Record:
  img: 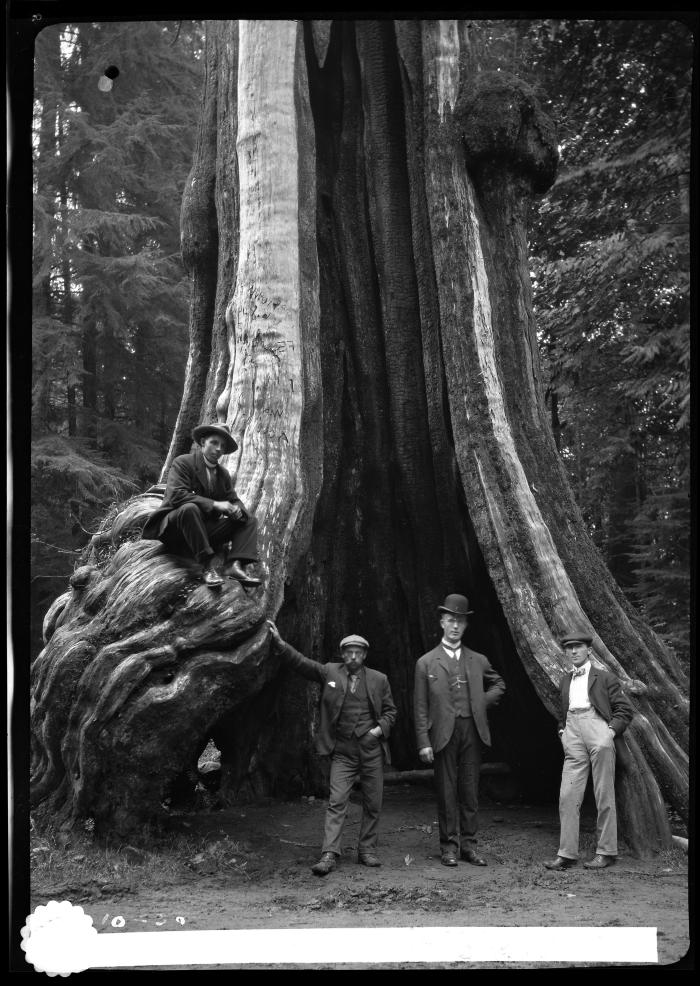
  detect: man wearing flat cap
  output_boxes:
[544,628,634,871]
[267,621,397,875]
[142,422,261,587]
[414,594,505,867]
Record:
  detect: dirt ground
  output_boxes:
[29,780,689,970]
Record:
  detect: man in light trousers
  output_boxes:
[545,628,635,870]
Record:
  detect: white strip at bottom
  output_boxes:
[89,926,657,968]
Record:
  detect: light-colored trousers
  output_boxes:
[558,708,617,859]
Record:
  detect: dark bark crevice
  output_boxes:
[205,20,240,423]
[162,26,221,476]
[263,23,557,795]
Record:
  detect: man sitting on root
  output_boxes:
[142,422,261,588]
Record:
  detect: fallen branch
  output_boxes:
[383,763,511,785]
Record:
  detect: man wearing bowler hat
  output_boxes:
[544,628,634,871]
[142,421,261,587]
[267,621,397,876]
[414,594,505,867]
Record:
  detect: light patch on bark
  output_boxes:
[311,20,332,67]
[213,348,231,420]
[459,172,626,675]
[629,713,689,795]
[222,20,313,584]
[474,455,562,678]
[434,20,459,123]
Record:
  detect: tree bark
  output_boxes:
[31,19,687,853]
[162,23,221,474]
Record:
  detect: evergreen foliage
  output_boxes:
[473,18,691,662]
[30,436,140,655]
[28,17,690,666]
[30,19,203,653]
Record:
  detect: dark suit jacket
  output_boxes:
[142,447,247,540]
[558,665,635,737]
[276,641,397,763]
[414,644,505,754]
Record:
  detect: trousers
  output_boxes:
[159,502,258,564]
[558,708,617,859]
[433,715,482,853]
[322,733,384,856]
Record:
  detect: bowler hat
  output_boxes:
[339,634,369,650]
[560,629,593,646]
[192,422,238,454]
[438,594,473,616]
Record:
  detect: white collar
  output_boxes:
[441,640,462,655]
[571,660,591,676]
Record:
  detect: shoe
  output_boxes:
[202,568,224,587]
[460,849,487,866]
[226,560,261,585]
[358,853,381,867]
[584,854,615,869]
[311,852,337,876]
[441,852,458,867]
[543,855,576,870]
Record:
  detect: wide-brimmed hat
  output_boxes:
[560,629,593,646]
[192,422,238,453]
[339,634,369,650]
[438,594,473,617]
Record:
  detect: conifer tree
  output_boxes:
[30,19,204,653]
[470,18,691,660]
[29,21,688,854]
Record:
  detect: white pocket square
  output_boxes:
[328,681,336,688]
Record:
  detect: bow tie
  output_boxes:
[572,666,586,677]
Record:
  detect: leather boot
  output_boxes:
[544,855,576,870]
[311,852,337,876]
[584,854,615,869]
[201,561,224,587]
[225,560,261,585]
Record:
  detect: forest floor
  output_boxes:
[29,781,689,970]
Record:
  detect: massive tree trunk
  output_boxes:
[31,20,688,856]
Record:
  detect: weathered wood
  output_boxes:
[417,23,685,847]
[30,20,323,835]
[204,20,240,423]
[163,25,220,474]
[225,17,322,601]
[310,20,332,67]
[30,20,688,850]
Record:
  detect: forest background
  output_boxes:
[28,17,692,668]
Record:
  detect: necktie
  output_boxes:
[446,648,460,660]
[205,466,216,492]
[349,674,358,694]
[572,666,586,677]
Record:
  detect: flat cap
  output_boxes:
[339,634,369,650]
[560,629,593,646]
